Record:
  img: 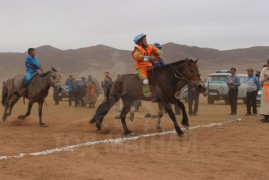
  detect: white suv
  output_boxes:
[205,72,248,104]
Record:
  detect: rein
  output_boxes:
[168,63,191,83]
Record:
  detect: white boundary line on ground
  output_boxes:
[0,120,234,160]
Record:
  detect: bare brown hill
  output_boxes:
[0,43,268,82]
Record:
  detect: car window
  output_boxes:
[239,77,247,84]
[208,75,229,82]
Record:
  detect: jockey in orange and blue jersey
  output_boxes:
[132,34,162,97]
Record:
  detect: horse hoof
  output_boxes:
[157,128,164,133]
[182,124,189,130]
[18,115,25,120]
[40,123,48,127]
[2,117,6,121]
[179,134,185,138]
[124,130,133,135]
[89,119,96,124]
[114,115,121,119]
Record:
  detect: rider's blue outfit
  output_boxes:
[23,55,41,87]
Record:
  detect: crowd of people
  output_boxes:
[54,72,114,108]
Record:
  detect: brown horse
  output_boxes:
[2,67,62,126]
[90,59,206,136]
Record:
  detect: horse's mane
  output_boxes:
[39,71,52,77]
[150,59,191,73]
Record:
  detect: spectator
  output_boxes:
[227,67,241,115]
[245,68,260,116]
[259,60,269,123]
[188,84,200,116]
[73,80,83,107]
[101,72,113,101]
[85,75,98,108]
[65,75,74,106]
[53,86,61,105]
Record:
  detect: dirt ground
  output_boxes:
[0,93,268,180]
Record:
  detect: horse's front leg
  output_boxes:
[172,98,189,130]
[162,102,184,136]
[38,101,47,127]
[18,100,33,120]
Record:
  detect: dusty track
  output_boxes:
[0,95,268,179]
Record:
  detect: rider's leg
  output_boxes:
[136,68,152,97]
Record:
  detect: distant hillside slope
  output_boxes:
[0,43,268,82]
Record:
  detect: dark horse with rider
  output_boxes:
[91,34,206,137]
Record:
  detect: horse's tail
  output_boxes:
[90,81,120,125]
[2,91,8,107]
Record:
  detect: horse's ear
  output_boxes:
[50,66,57,72]
[194,58,199,64]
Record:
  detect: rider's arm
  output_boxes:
[27,56,41,69]
[133,49,144,62]
[152,47,162,57]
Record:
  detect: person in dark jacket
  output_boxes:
[53,86,61,105]
[227,67,241,115]
[101,72,113,101]
[65,75,74,106]
[188,84,200,116]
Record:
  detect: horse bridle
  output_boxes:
[168,60,193,83]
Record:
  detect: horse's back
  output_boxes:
[6,74,24,94]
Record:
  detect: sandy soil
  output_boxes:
[0,94,268,180]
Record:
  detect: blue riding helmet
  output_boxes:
[134,34,146,44]
[153,43,162,48]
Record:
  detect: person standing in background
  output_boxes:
[85,75,97,108]
[101,72,113,101]
[80,77,87,107]
[227,67,241,115]
[65,75,74,106]
[259,60,269,123]
[188,84,200,116]
[245,68,260,116]
[53,86,61,105]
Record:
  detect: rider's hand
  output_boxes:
[39,65,44,73]
[149,55,155,61]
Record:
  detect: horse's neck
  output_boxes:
[29,73,51,97]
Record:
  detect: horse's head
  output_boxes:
[49,66,63,91]
[182,59,206,93]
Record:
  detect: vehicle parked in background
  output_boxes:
[205,71,248,104]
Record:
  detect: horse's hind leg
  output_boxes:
[120,104,133,135]
[93,96,119,132]
[7,94,21,116]
[156,102,164,131]
[18,100,33,120]
[2,93,12,121]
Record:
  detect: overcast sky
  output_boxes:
[0,0,268,52]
